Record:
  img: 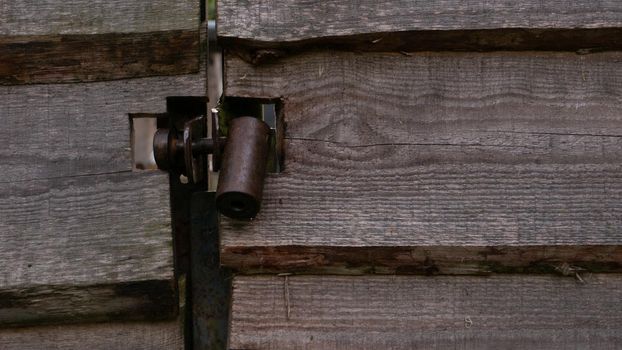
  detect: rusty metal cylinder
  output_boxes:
[216,116,270,219]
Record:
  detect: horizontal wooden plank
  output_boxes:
[1,0,197,35]
[0,320,182,349]
[221,51,622,274]
[222,165,622,274]
[0,73,203,181]
[219,0,622,47]
[0,172,176,326]
[233,274,622,349]
[0,30,199,85]
[230,275,622,349]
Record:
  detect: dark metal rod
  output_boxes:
[192,137,227,154]
[169,137,227,155]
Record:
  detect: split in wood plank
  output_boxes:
[220,51,622,274]
[230,274,622,349]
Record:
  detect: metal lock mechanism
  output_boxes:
[153,97,271,219]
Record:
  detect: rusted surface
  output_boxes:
[153,128,174,171]
[152,97,210,181]
[183,117,206,183]
[152,104,271,218]
[191,192,232,349]
[216,117,270,219]
[153,117,226,182]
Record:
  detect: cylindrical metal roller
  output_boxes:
[216,116,270,219]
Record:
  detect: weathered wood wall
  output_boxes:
[220,51,622,275]
[219,2,622,276]
[219,1,622,348]
[0,1,204,346]
[0,60,204,328]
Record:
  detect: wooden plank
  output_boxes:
[218,0,622,45]
[0,172,176,326]
[1,0,197,35]
[0,73,203,182]
[0,320,183,349]
[1,0,199,84]
[230,274,622,349]
[220,51,622,274]
[218,1,622,56]
[0,31,199,85]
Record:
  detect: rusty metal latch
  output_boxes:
[152,97,270,220]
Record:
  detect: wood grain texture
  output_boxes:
[219,0,622,42]
[0,73,203,181]
[0,70,204,324]
[0,31,199,85]
[0,320,183,349]
[1,0,199,84]
[0,172,176,326]
[230,275,622,350]
[221,51,622,274]
[1,0,197,35]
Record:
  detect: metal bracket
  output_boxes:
[151,97,270,219]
